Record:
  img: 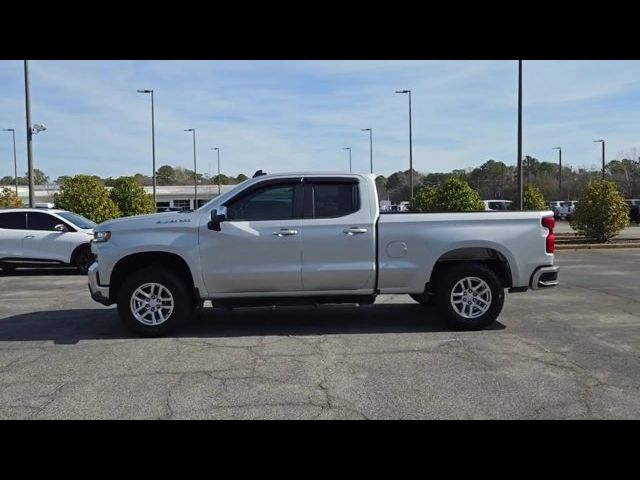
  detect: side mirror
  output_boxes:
[208,206,227,231]
[54,224,68,233]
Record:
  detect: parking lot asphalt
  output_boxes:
[1,249,639,419]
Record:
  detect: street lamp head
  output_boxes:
[361,128,371,132]
[552,147,561,150]
[211,147,219,151]
[137,89,152,94]
[343,147,351,150]
[593,139,604,143]
[184,128,194,132]
[3,128,14,132]
[395,90,410,94]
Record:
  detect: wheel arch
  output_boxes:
[70,243,92,264]
[427,247,513,293]
[109,251,196,303]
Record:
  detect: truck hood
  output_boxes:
[96,211,198,232]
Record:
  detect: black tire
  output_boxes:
[435,262,504,331]
[117,266,195,337]
[410,292,436,306]
[0,264,16,274]
[73,246,95,274]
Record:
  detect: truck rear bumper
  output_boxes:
[88,261,113,306]
[529,265,559,290]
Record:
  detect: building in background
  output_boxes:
[11,184,239,211]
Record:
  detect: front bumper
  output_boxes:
[529,265,560,290]
[88,261,113,306]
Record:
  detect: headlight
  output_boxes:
[94,231,111,243]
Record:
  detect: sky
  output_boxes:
[0,60,639,181]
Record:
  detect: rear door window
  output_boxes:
[0,212,27,230]
[311,183,360,218]
[27,212,65,231]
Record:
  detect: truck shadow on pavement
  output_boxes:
[0,268,82,277]
[0,304,505,345]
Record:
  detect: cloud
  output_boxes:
[0,60,639,182]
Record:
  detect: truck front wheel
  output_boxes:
[117,266,195,337]
[435,262,504,331]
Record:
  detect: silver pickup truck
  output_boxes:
[88,172,559,336]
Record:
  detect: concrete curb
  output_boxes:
[556,243,640,250]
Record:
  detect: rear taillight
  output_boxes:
[542,216,555,253]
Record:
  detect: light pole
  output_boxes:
[24,60,35,207]
[343,147,352,173]
[395,89,413,199]
[2,128,18,195]
[594,140,605,180]
[361,128,372,174]
[553,147,562,197]
[137,89,156,207]
[517,61,523,211]
[185,129,197,207]
[211,147,221,195]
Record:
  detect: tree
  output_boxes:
[409,185,437,212]
[523,185,547,210]
[54,175,120,224]
[433,177,484,212]
[132,173,153,186]
[212,174,230,185]
[570,180,629,242]
[109,176,155,217]
[55,176,71,185]
[28,169,49,185]
[156,165,175,185]
[236,174,249,182]
[0,187,22,208]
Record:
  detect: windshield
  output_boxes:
[57,211,96,229]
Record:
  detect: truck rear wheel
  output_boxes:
[117,266,194,337]
[435,262,504,331]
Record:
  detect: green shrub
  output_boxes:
[109,176,155,217]
[54,175,120,224]
[570,180,629,242]
[409,178,484,213]
[0,187,22,208]
[523,185,547,210]
[409,186,437,212]
[434,177,484,212]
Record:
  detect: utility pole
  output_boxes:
[517,60,523,210]
[24,60,35,207]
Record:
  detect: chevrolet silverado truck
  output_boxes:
[88,172,559,337]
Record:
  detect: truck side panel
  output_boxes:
[376,211,554,293]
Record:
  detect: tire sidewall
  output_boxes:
[436,263,504,330]
[117,267,194,337]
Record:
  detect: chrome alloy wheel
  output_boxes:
[130,282,175,326]
[450,276,492,319]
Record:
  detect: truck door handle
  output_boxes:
[273,229,298,237]
[24,235,36,239]
[343,227,367,235]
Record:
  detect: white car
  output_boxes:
[558,201,578,220]
[482,200,513,211]
[0,208,96,274]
